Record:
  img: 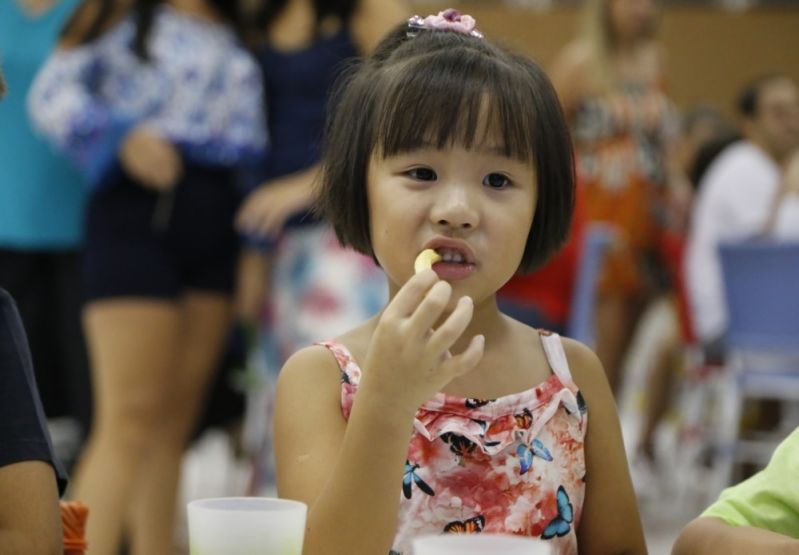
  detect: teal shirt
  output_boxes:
[702,426,799,538]
[0,0,86,250]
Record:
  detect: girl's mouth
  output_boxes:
[430,247,476,280]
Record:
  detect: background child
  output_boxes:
[274,10,645,555]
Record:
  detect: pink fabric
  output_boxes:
[318,330,587,554]
[407,9,483,38]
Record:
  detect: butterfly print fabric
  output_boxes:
[319,330,587,554]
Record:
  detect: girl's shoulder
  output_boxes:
[279,343,342,384]
[279,321,375,388]
[275,344,344,423]
[559,337,608,396]
[558,338,618,437]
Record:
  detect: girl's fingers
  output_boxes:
[441,333,485,379]
[405,280,454,336]
[425,295,473,355]
[383,269,440,320]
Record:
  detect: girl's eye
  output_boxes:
[483,173,511,189]
[407,167,437,181]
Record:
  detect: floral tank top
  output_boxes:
[318,330,588,554]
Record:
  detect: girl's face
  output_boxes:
[367,139,537,308]
[608,0,656,43]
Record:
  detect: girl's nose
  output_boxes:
[430,186,480,231]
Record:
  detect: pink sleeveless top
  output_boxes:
[320,331,587,555]
[319,330,588,555]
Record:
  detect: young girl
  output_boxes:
[28,1,266,553]
[274,10,646,555]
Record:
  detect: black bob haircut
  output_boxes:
[316,22,575,273]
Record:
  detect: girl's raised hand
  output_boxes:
[360,269,485,414]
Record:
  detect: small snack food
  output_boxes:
[414,249,442,274]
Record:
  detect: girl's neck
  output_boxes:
[168,0,221,22]
[436,295,509,355]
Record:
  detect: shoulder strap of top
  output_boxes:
[316,340,361,383]
[539,331,577,391]
[316,340,361,419]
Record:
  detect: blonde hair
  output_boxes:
[579,0,658,92]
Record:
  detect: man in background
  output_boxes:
[685,74,799,363]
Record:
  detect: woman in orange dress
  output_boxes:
[551,0,683,391]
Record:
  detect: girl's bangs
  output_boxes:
[373,51,538,162]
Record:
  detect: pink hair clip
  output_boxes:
[407,9,483,39]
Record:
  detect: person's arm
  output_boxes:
[274,270,484,555]
[684,163,729,344]
[274,346,416,555]
[655,48,693,234]
[235,165,320,238]
[566,339,647,555]
[0,462,62,555]
[26,40,134,187]
[183,49,267,167]
[673,516,799,555]
[0,289,67,554]
[763,149,799,238]
[674,426,799,555]
[548,41,591,119]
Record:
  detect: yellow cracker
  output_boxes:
[414,249,442,274]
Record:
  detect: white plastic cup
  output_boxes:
[187,497,307,555]
[412,533,553,555]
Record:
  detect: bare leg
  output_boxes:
[235,248,271,326]
[71,300,181,555]
[595,294,644,393]
[128,292,233,555]
[638,305,681,460]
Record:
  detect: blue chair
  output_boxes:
[566,224,616,348]
[716,241,799,483]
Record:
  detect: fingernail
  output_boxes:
[460,296,473,306]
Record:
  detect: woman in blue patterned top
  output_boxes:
[28,1,266,553]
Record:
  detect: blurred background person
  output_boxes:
[618,104,739,497]
[0,0,90,471]
[27,0,267,553]
[0,73,68,555]
[550,0,683,392]
[233,0,406,491]
[685,74,799,366]
[0,287,67,555]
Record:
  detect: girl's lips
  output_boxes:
[432,261,476,281]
